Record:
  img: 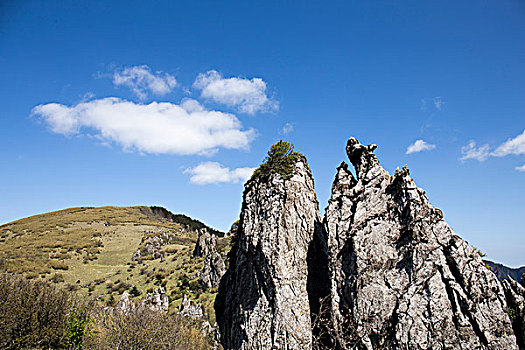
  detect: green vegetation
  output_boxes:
[0,273,212,350]
[0,206,231,322]
[252,140,306,180]
[0,273,89,349]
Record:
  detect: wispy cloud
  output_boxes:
[280,122,294,134]
[492,130,525,157]
[31,98,255,156]
[184,162,255,184]
[193,70,278,115]
[420,96,445,112]
[460,141,490,161]
[113,65,177,99]
[460,130,525,170]
[406,140,436,154]
[515,164,525,172]
[433,96,444,110]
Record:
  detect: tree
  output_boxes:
[252,140,305,180]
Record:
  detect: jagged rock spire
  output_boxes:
[215,154,326,350]
[325,137,518,349]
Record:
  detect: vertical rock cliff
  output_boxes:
[325,137,517,349]
[215,143,326,350]
[502,279,525,349]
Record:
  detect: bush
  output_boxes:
[252,140,305,180]
[50,259,69,270]
[0,273,89,350]
[0,273,212,350]
[85,308,212,350]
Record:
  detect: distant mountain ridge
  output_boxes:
[484,259,525,283]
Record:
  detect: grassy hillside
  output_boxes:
[0,206,231,321]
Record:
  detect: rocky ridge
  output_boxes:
[325,138,517,349]
[215,138,523,350]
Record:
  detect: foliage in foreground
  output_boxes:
[0,273,89,350]
[251,140,306,180]
[86,308,211,350]
[0,273,213,350]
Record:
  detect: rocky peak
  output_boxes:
[215,145,326,350]
[325,137,517,349]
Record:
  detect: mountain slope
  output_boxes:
[0,206,230,320]
[485,260,525,284]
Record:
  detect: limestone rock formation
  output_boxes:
[193,229,215,257]
[115,291,136,314]
[502,278,525,348]
[140,287,169,313]
[179,294,204,318]
[193,228,227,289]
[325,137,517,349]
[215,154,326,350]
[200,248,227,289]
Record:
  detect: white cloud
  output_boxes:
[113,65,177,99]
[460,141,490,161]
[184,162,255,184]
[193,70,278,115]
[516,164,525,172]
[492,130,525,157]
[281,122,294,134]
[460,130,525,163]
[31,98,255,156]
[433,96,444,110]
[406,140,436,154]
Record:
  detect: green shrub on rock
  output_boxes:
[252,140,306,181]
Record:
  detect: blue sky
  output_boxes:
[1,0,524,266]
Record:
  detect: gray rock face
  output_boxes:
[193,229,215,257]
[325,137,517,349]
[194,228,227,289]
[216,159,325,350]
[179,294,204,318]
[140,287,169,313]
[502,279,525,349]
[200,248,227,289]
[115,291,136,314]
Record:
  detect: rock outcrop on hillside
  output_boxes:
[193,229,226,289]
[193,229,215,257]
[325,137,517,349]
[179,294,205,318]
[140,287,169,313]
[215,154,326,350]
[200,248,226,289]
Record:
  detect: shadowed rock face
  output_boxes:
[325,137,517,349]
[502,279,525,349]
[215,159,326,350]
